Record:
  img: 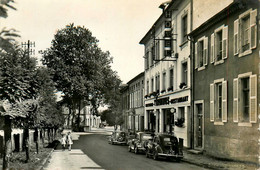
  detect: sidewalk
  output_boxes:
[43,149,104,170]
[182,149,258,170]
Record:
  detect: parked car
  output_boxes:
[145,134,183,161]
[128,132,154,154]
[126,131,136,145]
[107,131,127,145]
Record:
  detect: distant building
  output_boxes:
[62,100,101,130]
[120,72,145,132]
[189,0,259,164]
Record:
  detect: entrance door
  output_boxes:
[195,103,203,148]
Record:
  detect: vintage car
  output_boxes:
[107,131,127,145]
[145,134,183,161]
[128,132,154,154]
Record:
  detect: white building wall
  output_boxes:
[143,0,192,147]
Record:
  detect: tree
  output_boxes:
[42,23,121,130]
[0,47,38,169]
[0,0,19,54]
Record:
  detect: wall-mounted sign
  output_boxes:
[146,103,154,107]
[170,96,188,104]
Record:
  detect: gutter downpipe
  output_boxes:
[190,0,194,149]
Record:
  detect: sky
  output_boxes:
[1,0,165,84]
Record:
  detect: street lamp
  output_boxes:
[88,94,93,132]
[170,107,176,134]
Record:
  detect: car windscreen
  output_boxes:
[116,132,125,137]
[142,135,153,140]
[162,136,177,146]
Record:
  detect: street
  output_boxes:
[66,130,207,170]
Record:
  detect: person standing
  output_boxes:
[60,134,67,151]
[67,131,73,151]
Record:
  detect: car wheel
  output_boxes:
[134,147,138,154]
[153,151,158,160]
[176,158,181,163]
[128,146,131,152]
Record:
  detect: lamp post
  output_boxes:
[88,94,93,132]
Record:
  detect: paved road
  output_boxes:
[72,132,207,170]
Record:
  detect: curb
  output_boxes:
[182,158,224,169]
[36,148,54,170]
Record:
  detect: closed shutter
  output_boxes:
[249,74,257,123]
[222,81,227,122]
[210,33,215,63]
[234,19,239,55]
[222,26,228,59]
[233,78,238,122]
[250,9,257,49]
[210,83,214,122]
[195,42,198,69]
[204,37,208,66]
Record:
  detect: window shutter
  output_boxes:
[210,83,214,122]
[222,81,227,122]
[195,42,198,69]
[250,9,257,49]
[203,37,208,66]
[222,26,228,59]
[210,33,215,63]
[234,19,239,55]
[249,74,257,123]
[233,78,238,122]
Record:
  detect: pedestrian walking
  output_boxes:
[60,134,67,151]
[67,131,73,151]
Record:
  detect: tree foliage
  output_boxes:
[42,23,122,128]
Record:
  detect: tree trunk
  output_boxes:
[3,116,12,170]
[23,128,30,163]
[77,100,81,131]
[47,128,50,144]
[68,107,71,128]
[34,127,39,154]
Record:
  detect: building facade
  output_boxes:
[63,101,101,130]
[127,72,145,132]
[190,0,259,164]
[140,0,192,147]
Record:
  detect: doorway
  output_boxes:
[195,102,204,149]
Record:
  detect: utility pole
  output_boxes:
[21,40,35,56]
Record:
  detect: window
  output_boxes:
[168,68,174,91]
[145,51,149,69]
[210,25,228,64]
[216,83,222,121]
[151,78,154,93]
[195,36,208,70]
[155,75,160,93]
[146,80,149,95]
[182,62,187,86]
[233,73,257,124]
[162,72,166,92]
[210,79,227,123]
[234,9,257,57]
[155,41,160,62]
[182,14,188,42]
[151,46,155,65]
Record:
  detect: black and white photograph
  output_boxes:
[0,0,259,169]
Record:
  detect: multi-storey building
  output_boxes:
[127,72,145,132]
[140,0,192,147]
[120,72,145,132]
[62,101,101,131]
[189,0,259,164]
